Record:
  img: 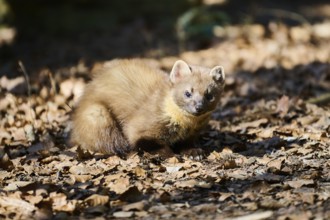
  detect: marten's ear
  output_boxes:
[170,60,192,83]
[210,66,225,84]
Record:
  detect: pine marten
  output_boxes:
[70,59,225,157]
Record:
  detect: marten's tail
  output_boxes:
[70,101,131,157]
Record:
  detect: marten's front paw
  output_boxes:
[181,147,205,160]
[137,140,175,159]
[158,147,176,158]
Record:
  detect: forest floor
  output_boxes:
[1,10,330,220]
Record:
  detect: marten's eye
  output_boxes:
[205,93,214,102]
[184,90,192,98]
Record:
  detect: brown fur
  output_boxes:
[70,59,225,156]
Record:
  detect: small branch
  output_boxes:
[18,61,31,98]
[18,61,36,140]
[256,8,311,26]
[48,70,57,96]
[307,93,330,105]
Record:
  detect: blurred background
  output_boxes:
[0,0,329,80]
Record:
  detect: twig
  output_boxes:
[256,8,311,26]
[65,102,73,111]
[18,61,36,138]
[18,61,31,98]
[48,70,57,96]
[307,93,330,105]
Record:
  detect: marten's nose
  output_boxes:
[195,102,204,112]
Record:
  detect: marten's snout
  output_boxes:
[195,101,204,113]
[190,96,205,115]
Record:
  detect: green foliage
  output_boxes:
[0,0,10,25]
[176,6,230,50]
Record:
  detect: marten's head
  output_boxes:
[169,60,225,116]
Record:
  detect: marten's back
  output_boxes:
[78,59,170,121]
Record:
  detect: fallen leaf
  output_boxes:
[50,192,76,212]
[267,157,284,170]
[166,166,182,173]
[227,170,248,180]
[69,164,94,175]
[299,193,315,205]
[0,170,10,181]
[276,95,290,117]
[192,203,218,213]
[257,173,283,183]
[113,211,134,218]
[313,22,330,39]
[230,211,273,220]
[279,211,312,220]
[174,179,199,188]
[4,181,34,191]
[108,177,130,194]
[71,174,93,183]
[85,205,108,215]
[122,200,149,211]
[259,197,289,209]
[232,118,268,132]
[23,194,43,205]
[0,76,26,93]
[207,151,221,160]
[158,191,172,203]
[84,194,109,207]
[219,193,233,202]
[118,186,144,203]
[135,211,149,217]
[286,179,314,189]
[166,157,180,164]
[0,196,36,216]
[134,166,147,177]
